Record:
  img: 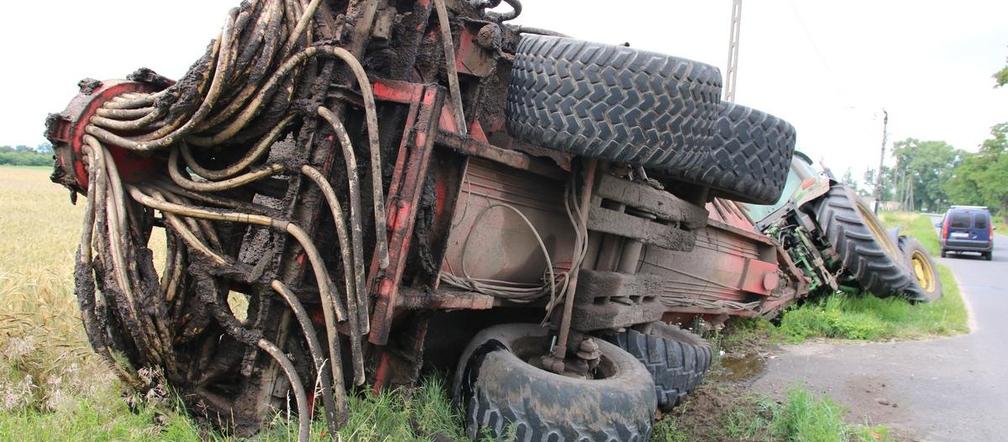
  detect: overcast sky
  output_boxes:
[2,0,1005,180]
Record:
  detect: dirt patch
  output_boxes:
[657,381,772,442]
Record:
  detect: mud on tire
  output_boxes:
[664,102,797,204]
[507,34,722,170]
[610,322,712,411]
[452,324,656,441]
[812,185,913,297]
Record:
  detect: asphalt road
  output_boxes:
[751,220,1008,441]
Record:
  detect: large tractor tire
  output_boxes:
[507,34,722,171]
[453,324,656,441]
[898,237,943,302]
[667,102,797,204]
[610,322,712,411]
[812,185,914,297]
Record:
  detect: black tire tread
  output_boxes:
[613,323,712,411]
[507,34,722,169]
[814,185,913,297]
[672,102,797,204]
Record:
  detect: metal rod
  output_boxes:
[433,0,468,137]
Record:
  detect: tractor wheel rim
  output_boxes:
[854,201,903,263]
[910,250,936,292]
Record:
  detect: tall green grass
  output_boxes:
[777,265,967,342]
[879,211,940,255]
[0,377,466,441]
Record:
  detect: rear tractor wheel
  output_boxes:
[812,184,914,298]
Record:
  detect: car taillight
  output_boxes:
[989,223,993,242]
[942,219,949,239]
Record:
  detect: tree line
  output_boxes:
[0,142,53,167]
[867,124,1007,215]
[852,54,1008,215]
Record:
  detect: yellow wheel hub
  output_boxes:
[910,250,936,292]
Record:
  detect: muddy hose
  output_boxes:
[126,185,348,322]
[179,114,297,180]
[271,280,347,433]
[301,165,366,385]
[258,339,310,442]
[168,145,285,192]
[74,145,144,390]
[316,107,370,335]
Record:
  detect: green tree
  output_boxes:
[945,123,1008,214]
[995,52,1008,87]
[0,143,52,166]
[890,138,960,211]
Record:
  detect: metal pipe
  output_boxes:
[617,239,643,274]
[433,0,468,137]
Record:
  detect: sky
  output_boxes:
[1,0,1005,182]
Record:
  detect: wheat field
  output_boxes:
[0,166,110,412]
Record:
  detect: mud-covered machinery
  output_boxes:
[45,0,802,439]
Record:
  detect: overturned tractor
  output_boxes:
[46,0,802,439]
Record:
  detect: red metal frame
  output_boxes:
[47,80,163,191]
[367,79,445,345]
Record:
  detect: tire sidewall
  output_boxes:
[453,324,656,441]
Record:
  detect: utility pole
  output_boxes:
[873,109,889,213]
[724,0,742,101]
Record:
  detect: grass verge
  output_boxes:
[775,264,967,342]
[879,211,940,255]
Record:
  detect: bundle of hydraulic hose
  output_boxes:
[55,0,415,438]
